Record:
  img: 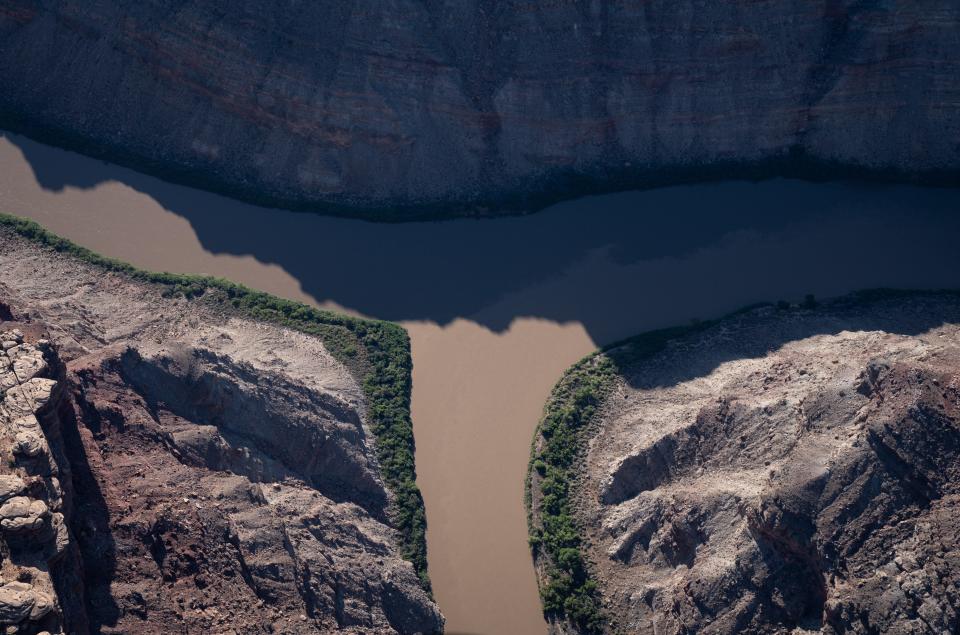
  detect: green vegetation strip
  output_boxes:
[0,213,431,590]
[527,353,615,632]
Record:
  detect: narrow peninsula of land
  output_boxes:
[0,215,442,634]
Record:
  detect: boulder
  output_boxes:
[14,430,47,458]
[0,581,36,623]
[0,475,26,502]
[0,496,49,533]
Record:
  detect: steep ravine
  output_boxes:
[0,226,442,633]
[528,292,960,634]
[1,1,958,218]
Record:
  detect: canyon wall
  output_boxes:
[0,1,957,218]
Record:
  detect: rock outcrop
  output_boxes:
[0,229,442,633]
[0,1,957,218]
[539,293,960,634]
[0,327,84,634]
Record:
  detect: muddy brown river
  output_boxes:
[2,131,959,635]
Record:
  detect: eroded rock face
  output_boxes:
[0,232,442,633]
[65,344,438,634]
[578,295,960,634]
[0,1,957,217]
[0,327,81,634]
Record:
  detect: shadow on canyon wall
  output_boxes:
[8,131,960,344]
[610,290,960,391]
[59,389,121,631]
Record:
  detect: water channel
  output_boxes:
[2,131,959,634]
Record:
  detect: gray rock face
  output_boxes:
[0,474,26,501]
[571,295,960,634]
[0,1,957,218]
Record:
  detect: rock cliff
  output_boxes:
[0,1,957,218]
[0,227,443,633]
[529,292,960,634]
[0,326,86,634]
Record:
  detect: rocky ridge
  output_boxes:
[0,228,442,633]
[531,293,960,634]
[0,1,958,218]
[0,326,82,634]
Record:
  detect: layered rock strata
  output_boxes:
[0,1,958,218]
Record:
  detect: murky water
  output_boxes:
[2,131,959,635]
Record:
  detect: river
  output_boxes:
[2,131,959,635]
